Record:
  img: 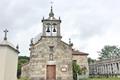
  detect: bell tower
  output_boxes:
[41,7,62,38]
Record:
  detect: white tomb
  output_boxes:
[0,29,19,80]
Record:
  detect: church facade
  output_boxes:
[22,7,89,80]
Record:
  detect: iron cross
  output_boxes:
[4,29,8,40]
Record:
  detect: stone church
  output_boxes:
[21,7,89,80]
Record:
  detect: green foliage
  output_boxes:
[99,45,120,59]
[17,56,30,78]
[18,77,29,80]
[72,61,81,80]
[81,67,87,75]
[88,57,95,64]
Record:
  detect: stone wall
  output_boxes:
[22,37,73,80]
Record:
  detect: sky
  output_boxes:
[0,0,120,59]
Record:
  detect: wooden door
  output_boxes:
[47,65,56,80]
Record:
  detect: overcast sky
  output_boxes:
[0,0,120,59]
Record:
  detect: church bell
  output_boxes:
[46,27,50,32]
[53,28,56,32]
[53,26,56,32]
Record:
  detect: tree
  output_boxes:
[88,57,95,64]
[98,45,120,59]
[17,56,30,78]
[72,61,81,80]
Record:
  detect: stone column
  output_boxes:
[114,63,117,75]
[98,66,100,75]
[57,24,61,36]
[113,63,116,74]
[96,65,99,75]
[112,63,114,74]
[111,63,113,75]
[100,65,102,75]
[42,23,46,36]
[109,64,112,74]
[98,65,100,75]
[102,64,105,74]
[105,64,107,74]
[118,62,120,74]
[101,65,103,75]
[103,65,105,74]
[109,64,111,74]
[106,64,108,75]
[108,64,110,74]
[106,64,108,74]
[103,65,105,75]
[116,62,119,74]
[110,64,112,74]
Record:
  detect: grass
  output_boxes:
[18,77,29,80]
[89,77,120,80]
[18,77,120,80]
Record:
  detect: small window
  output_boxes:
[49,53,53,60]
[49,46,54,52]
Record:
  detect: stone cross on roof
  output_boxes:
[4,29,8,40]
[49,0,54,17]
[50,0,54,7]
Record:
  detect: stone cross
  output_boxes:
[4,29,8,40]
[50,0,54,7]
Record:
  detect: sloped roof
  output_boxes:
[0,40,19,53]
[72,50,89,55]
[60,40,88,56]
[0,40,15,48]
[61,40,89,56]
